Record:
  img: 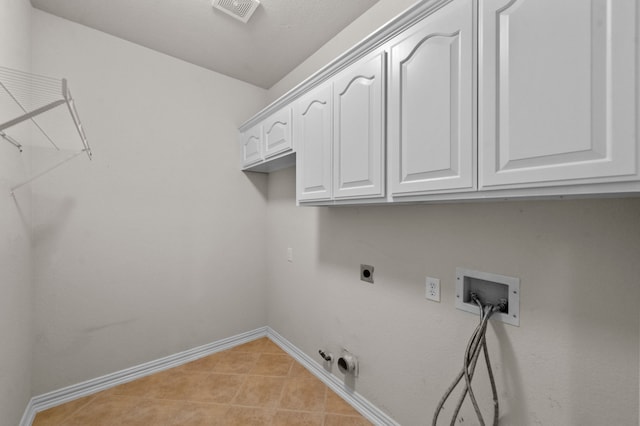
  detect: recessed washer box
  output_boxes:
[455,268,520,326]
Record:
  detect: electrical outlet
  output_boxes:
[287,248,293,263]
[425,277,440,302]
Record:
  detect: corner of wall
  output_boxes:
[0,0,35,424]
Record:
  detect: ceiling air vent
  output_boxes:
[212,0,261,23]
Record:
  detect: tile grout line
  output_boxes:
[321,380,329,426]
[52,394,99,425]
[272,349,294,425]
[230,339,270,421]
[226,370,249,409]
[260,339,283,425]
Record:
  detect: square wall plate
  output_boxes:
[455,267,520,326]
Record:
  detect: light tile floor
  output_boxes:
[32,337,372,425]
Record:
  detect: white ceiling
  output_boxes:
[30,0,380,89]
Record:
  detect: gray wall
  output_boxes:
[0,0,33,424]
[265,1,640,424]
[29,10,269,394]
[266,168,640,426]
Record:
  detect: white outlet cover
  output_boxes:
[425,277,440,302]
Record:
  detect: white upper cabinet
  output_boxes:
[240,106,294,172]
[388,0,475,197]
[479,0,639,190]
[240,0,639,202]
[333,52,386,200]
[263,107,293,159]
[295,83,333,202]
[240,124,262,167]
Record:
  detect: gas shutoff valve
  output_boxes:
[318,349,333,362]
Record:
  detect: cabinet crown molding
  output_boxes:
[238,0,453,132]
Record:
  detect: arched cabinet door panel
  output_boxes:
[295,84,333,202]
[479,0,639,189]
[263,107,293,159]
[240,125,262,167]
[388,0,475,197]
[333,51,386,200]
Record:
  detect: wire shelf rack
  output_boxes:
[0,65,92,193]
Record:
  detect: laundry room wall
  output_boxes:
[29,9,269,395]
[0,0,33,424]
[264,1,640,425]
[266,171,640,426]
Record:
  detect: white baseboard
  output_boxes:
[19,327,268,426]
[20,326,398,426]
[19,399,35,426]
[266,327,399,426]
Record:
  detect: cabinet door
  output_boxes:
[480,0,638,189]
[388,0,475,196]
[333,52,386,199]
[240,125,262,167]
[263,107,293,159]
[295,84,333,202]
